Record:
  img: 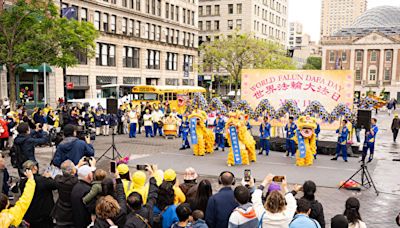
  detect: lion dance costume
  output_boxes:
[188,109,215,156]
[293,116,317,166]
[226,112,256,166]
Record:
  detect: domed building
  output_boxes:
[322,6,400,101]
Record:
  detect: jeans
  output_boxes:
[393,129,399,142]
[355,128,361,143]
[286,139,296,156]
[182,131,190,148]
[335,143,348,161]
[362,142,375,161]
[215,133,224,148]
[129,123,137,138]
[260,138,270,154]
[153,123,163,136]
[145,126,153,137]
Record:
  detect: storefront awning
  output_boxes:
[18,64,52,73]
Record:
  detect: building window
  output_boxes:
[228,4,233,14]
[214,5,220,15]
[135,20,141,37]
[123,77,141,85]
[183,9,186,23]
[128,19,134,35]
[384,68,391,81]
[103,13,109,32]
[329,51,335,62]
[136,0,141,11]
[151,24,156,40]
[166,78,179,85]
[96,43,116,66]
[236,19,242,29]
[166,3,170,18]
[237,4,242,14]
[214,20,219,30]
[156,26,161,41]
[122,0,127,7]
[67,75,89,86]
[206,5,211,15]
[146,0,150,13]
[355,69,361,81]
[166,52,178,71]
[123,46,140,68]
[183,55,194,72]
[386,50,392,62]
[146,50,160,69]
[228,20,233,30]
[94,11,100,30]
[157,0,161,16]
[151,0,156,15]
[199,21,203,31]
[175,6,179,22]
[171,5,174,20]
[110,15,116,33]
[191,11,195,25]
[75,50,87,65]
[122,18,127,34]
[176,30,179,44]
[370,50,377,62]
[341,51,347,62]
[206,21,211,31]
[356,50,362,62]
[81,8,87,21]
[369,69,376,81]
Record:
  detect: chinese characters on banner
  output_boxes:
[229,126,242,165]
[189,118,198,145]
[241,70,355,129]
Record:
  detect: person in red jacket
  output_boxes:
[0,116,9,151]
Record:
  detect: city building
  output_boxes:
[198,0,288,96]
[320,0,367,38]
[321,6,400,101]
[288,22,321,69]
[0,0,199,107]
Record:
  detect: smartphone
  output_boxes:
[273,176,285,182]
[110,161,116,173]
[137,164,147,171]
[244,169,251,182]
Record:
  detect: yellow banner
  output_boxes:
[241,70,355,129]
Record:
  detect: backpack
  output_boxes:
[10,144,27,168]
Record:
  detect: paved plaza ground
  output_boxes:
[5,109,400,227]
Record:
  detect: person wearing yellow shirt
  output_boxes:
[0,169,36,227]
[117,164,133,197]
[130,171,149,204]
[164,169,186,205]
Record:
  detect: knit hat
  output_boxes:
[183,167,198,181]
[117,164,129,175]
[267,182,281,193]
[164,169,177,182]
[132,171,146,187]
[331,214,349,228]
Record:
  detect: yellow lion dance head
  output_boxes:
[297,116,317,138]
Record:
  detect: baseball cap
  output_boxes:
[117,164,129,175]
[164,169,177,182]
[183,167,198,181]
[78,165,95,178]
[267,182,281,193]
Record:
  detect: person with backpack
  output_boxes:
[12,123,48,177]
[295,181,326,228]
[289,198,321,228]
[228,186,259,227]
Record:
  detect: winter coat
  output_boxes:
[19,174,57,225]
[124,177,159,228]
[14,131,49,162]
[0,118,9,139]
[300,197,325,228]
[392,118,400,130]
[349,220,367,228]
[289,214,321,228]
[205,187,239,228]
[252,189,297,228]
[192,219,209,228]
[71,180,92,228]
[52,136,95,167]
[228,203,259,228]
[0,178,36,227]
[33,112,44,124]
[53,173,78,226]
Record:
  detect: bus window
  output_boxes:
[159,94,164,102]
[172,93,177,100]
[132,93,158,100]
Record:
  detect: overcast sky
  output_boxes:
[288,0,400,41]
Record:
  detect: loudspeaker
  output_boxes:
[106,98,118,115]
[357,110,371,129]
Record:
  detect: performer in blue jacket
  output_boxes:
[314,123,320,159]
[362,118,378,163]
[285,117,297,157]
[214,113,226,151]
[259,116,271,156]
[332,120,349,162]
[179,112,191,150]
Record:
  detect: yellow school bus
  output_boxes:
[131,85,206,113]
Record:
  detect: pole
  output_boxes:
[63,67,67,103]
[43,63,47,105]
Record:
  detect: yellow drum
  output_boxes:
[163,124,177,138]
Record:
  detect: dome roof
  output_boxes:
[351,6,400,28]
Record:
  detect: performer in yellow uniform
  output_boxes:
[188,109,215,156]
[293,116,317,166]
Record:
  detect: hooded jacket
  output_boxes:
[52,137,95,167]
[228,203,259,228]
[53,173,79,226]
[0,178,36,227]
[129,171,149,203]
[14,131,48,162]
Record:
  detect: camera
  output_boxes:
[76,126,96,141]
[136,164,148,171]
[48,128,63,146]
